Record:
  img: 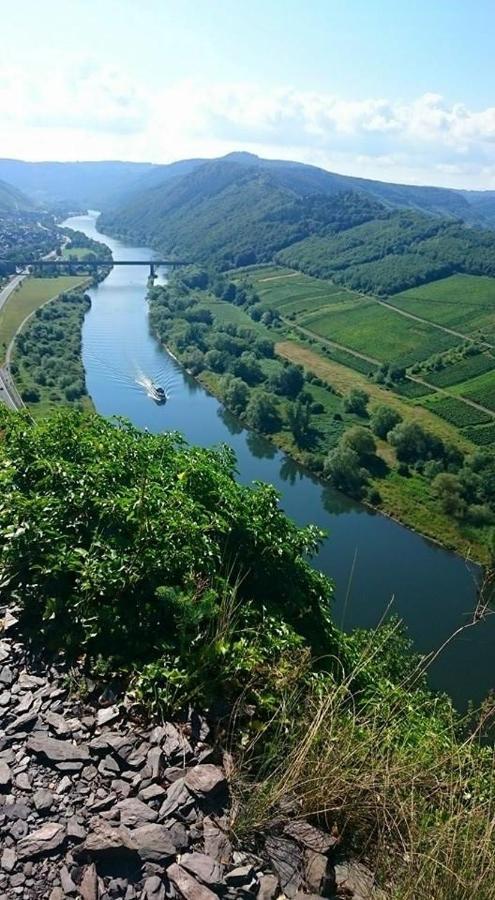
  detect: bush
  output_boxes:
[343,388,369,416]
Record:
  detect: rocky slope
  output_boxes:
[0,604,382,900]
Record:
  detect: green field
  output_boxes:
[300,299,461,366]
[464,423,495,445]
[389,274,495,339]
[450,368,495,412]
[421,394,492,428]
[426,351,495,387]
[61,246,94,260]
[0,276,88,361]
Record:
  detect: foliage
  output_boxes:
[370,405,402,439]
[0,409,338,694]
[343,387,369,416]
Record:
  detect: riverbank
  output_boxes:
[148,276,492,564]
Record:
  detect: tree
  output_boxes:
[230,353,263,385]
[370,405,402,439]
[343,388,369,416]
[432,473,467,519]
[274,364,304,399]
[342,426,377,462]
[246,392,281,433]
[287,400,312,446]
[204,349,228,373]
[388,422,443,463]
[223,376,250,416]
[324,445,367,497]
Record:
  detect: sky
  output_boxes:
[2,0,495,189]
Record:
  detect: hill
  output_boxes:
[0,177,35,212]
[100,154,495,292]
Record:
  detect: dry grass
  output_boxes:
[232,617,495,899]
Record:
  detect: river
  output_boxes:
[62,212,493,710]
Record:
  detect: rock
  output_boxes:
[5,709,39,734]
[57,776,72,794]
[33,788,54,814]
[146,746,162,780]
[143,875,165,900]
[4,802,30,821]
[0,761,12,792]
[167,863,218,900]
[77,820,135,861]
[334,861,376,900]
[60,864,77,894]
[258,873,280,900]
[3,610,18,633]
[49,889,64,900]
[67,817,87,842]
[98,754,120,777]
[0,665,13,685]
[96,706,120,727]
[158,778,192,819]
[15,772,31,791]
[16,822,66,860]
[180,852,224,888]
[139,784,166,803]
[44,710,81,737]
[0,847,16,873]
[225,865,257,891]
[79,863,99,900]
[202,816,232,866]
[304,850,335,897]
[130,824,178,863]
[14,690,34,715]
[184,765,226,798]
[0,639,10,662]
[265,836,302,899]
[26,733,90,767]
[285,820,339,856]
[117,797,159,828]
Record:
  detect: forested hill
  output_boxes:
[99,154,495,295]
[0,178,35,212]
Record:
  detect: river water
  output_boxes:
[63,212,494,710]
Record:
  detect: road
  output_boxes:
[0,273,25,315]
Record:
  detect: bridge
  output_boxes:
[21,257,191,278]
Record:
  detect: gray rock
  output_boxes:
[184,765,226,798]
[225,865,257,891]
[77,820,136,860]
[180,852,224,888]
[44,710,81,737]
[67,817,87,842]
[130,824,178,863]
[4,802,30,821]
[16,821,66,860]
[0,640,10,663]
[143,875,165,900]
[60,864,77,895]
[139,784,166,803]
[167,863,218,900]
[304,849,335,897]
[0,762,12,792]
[57,776,72,794]
[96,705,120,727]
[146,746,162,780]
[0,847,16,873]
[15,772,31,791]
[334,861,376,900]
[111,778,132,799]
[2,610,17,633]
[158,777,192,819]
[258,873,280,900]
[33,789,54,814]
[265,836,302,899]
[285,820,339,855]
[48,889,64,900]
[5,710,39,734]
[14,691,34,715]
[98,754,120,777]
[0,666,13,685]
[117,797,158,828]
[79,863,99,900]
[203,816,232,865]
[27,733,90,766]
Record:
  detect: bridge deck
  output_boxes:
[27,259,189,267]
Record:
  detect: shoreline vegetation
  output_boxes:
[4,228,113,416]
[148,269,495,565]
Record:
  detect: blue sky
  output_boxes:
[2,0,495,188]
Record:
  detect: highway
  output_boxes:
[0,273,26,410]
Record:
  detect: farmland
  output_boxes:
[389,274,495,340]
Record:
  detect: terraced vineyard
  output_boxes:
[242,265,495,447]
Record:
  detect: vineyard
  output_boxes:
[422,394,492,427]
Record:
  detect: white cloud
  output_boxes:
[2,62,495,189]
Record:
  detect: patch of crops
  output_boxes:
[426,352,495,387]
[393,380,435,398]
[424,395,492,428]
[464,423,495,445]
